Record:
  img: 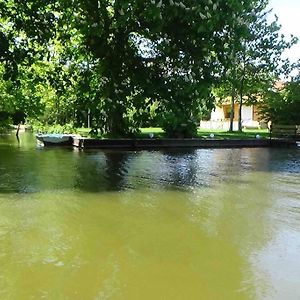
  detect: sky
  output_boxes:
[268,0,300,63]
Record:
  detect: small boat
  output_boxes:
[36,133,75,146]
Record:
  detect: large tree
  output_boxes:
[217,0,297,131]
[259,80,300,125]
[53,0,249,136]
[2,0,292,136]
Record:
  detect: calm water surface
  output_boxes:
[0,133,299,299]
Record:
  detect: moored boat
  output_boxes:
[36,133,75,146]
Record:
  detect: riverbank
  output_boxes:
[76,127,271,140]
[32,128,297,149]
[72,136,297,150]
[3,127,298,149]
[58,127,297,150]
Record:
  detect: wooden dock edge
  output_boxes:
[72,137,298,150]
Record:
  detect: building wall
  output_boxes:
[211,104,253,122]
[201,104,262,130]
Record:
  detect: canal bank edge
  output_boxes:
[71,137,297,150]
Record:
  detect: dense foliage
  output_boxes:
[0,0,298,136]
[259,81,300,125]
[213,1,297,131]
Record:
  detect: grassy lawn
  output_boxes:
[196,128,269,139]
[77,127,92,136]
[77,127,269,139]
[133,127,269,139]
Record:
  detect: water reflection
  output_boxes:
[0,133,299,194]
[74,151,132,191]
[0,133,300,299]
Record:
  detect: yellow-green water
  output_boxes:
[0,133,300,299]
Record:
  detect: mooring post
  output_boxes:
[15,124,21,145]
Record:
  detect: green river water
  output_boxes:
[0,133,299,300]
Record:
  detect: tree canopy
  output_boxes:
[259,81,300,125]
[213,0,297,131]
[0,0,298,136]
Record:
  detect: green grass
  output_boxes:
[76,127,93,136]
[76,127,269,139]
[139,127,269,139]
[196,128,269,139]
[136,127,166,138]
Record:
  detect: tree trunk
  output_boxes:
[229,43,237,132]
[238,77,245,131]
[229,86,236,132]
[238,57,246,132]
[107,107,125,136]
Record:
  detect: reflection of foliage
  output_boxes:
[259,81,300,125]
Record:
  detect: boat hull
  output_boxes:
[36,134,74,146]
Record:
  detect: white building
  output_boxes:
[200,103,265,131]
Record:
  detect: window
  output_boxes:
[223,105,234,119]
